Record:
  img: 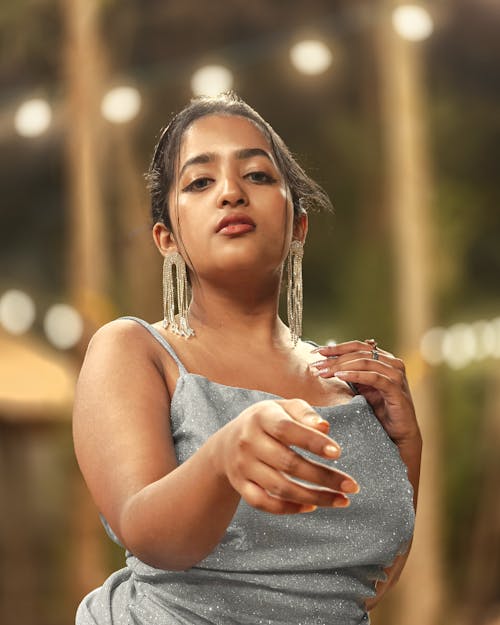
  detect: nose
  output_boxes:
[216,177,248,208]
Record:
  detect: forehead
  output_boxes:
[179,114,272,161]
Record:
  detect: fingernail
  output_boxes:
[312,368,329,377]
[324,444,341,458]
[341,479,359,494]
[310,360,326,367]
[332,497,350,508]
[303,414,324,426]
[300,505,317,513]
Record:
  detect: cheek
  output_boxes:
[278,184,293,213]
[167,195,198,238]
[278,187,295,232]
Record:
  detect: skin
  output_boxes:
[73,114,422,610]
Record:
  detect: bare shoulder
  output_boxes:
[74,318,170,427]
[86,317,157,356]
[73,318,177,535]
[82,318,171,377]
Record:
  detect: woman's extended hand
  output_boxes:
[212,398,359,515]
[310,341,420,446]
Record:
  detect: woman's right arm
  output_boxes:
[73,320,357,571]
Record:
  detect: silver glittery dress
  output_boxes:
[76,317,415,625]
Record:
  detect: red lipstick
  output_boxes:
[216,213,256,235]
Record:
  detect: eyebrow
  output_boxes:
[179,147,273,178]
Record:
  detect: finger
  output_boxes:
[240,480,316,514]
[313,358,405,386]
[240,468,351,513]
[311,340,375,357]
[246,460,353,507]
[310,350,407,379]
[309,346,379,376]
[310,351,373,376]
[333,370,401,398]
[312,341,400,366]
[259,401,341,460]
[275,398,330,433]
[252,432,359,495]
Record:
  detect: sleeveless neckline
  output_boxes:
[119,316,361,412]
[173,371,366,412]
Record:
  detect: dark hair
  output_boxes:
[146,92,332,229]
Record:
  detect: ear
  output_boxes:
[293,212,308,244]
[152,222,178,257]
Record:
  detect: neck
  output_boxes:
[187,278,291,349]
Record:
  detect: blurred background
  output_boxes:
[0,1,499,624]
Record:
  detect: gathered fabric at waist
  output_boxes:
[128,559,373,625]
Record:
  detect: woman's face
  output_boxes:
[165,114,305,285]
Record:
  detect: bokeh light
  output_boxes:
[421,318,500,367]
[14,98,52,137]
[0,289,36,334]
[441,323,477,369]
[289,40,333,75]
[190,65,234,97]
[471,320,497,360]
[392,5,434,41]
[101,86,142,124]
[492,317,500,358]
[420,326,446,366]
[43,304,83,349]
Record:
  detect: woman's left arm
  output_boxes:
[310,340,423,606]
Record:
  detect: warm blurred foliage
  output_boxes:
[0,1,499,624]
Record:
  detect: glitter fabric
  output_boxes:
[76,317,415,625]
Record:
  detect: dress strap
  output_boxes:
[119,316,188,375]
[345,381,359,396]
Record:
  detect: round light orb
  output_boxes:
[491,317,500,358]
[471,320,496,360]
[290,40,333,75]
[190,65,234,97]
[44,304,83,350]
[392,5,434,41]
[441,323,476,369]
[101,86,142,124]
[420,326,446,366]
[0,289,36,334]
[14,98,52,137]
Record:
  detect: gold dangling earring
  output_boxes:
[162,252,195,338]
[287,240,304,347]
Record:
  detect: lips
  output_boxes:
[216,213,256,234]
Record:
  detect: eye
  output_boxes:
[245,171,277,184]
[183,177,213,192]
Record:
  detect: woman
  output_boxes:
[74,92,421,625]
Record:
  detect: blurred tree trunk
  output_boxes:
[453,371,500,625]
[61,0,113,335]
[0,424,38,625]
[60,0,110,608]
[111,129,159,320]
[372,2,445,624]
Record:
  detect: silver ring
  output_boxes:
[372,348,379,361]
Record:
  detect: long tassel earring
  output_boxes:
[162,252,195,338]
[286,240,304,347]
